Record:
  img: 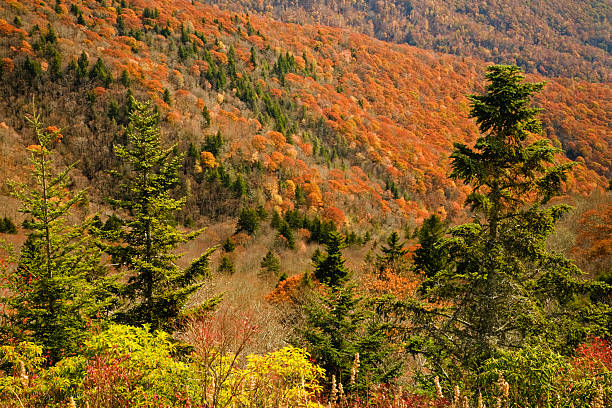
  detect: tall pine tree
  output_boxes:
[108,96,216,331]
[313,232,350,289]
[297,232,402,393]
[414,65,589,377]
[2,104,114,360]
[413,214,446,278]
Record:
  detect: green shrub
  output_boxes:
[472,342,611,407]
[222,237,236,253]
[260,250,280,278]
[218,255,235,274]
[239,347,325,407]
[236,207,259,235]
[0,217,17,234]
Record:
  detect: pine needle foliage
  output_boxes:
[297,234,402,392]
[3,103,114,360]
[413,214,446,274]
[313,232,350,289]
[107,96,216,331]
[415,65,592,378]
[259,250,280,278]
[375,231,408,276]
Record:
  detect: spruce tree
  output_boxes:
[76,51,88,79]
[270,210,282,229]
[236,207,259,235]
[45,24,57,43]
[375,231,408,276]
[259,249,280,278]
[23,56,42,84]
[163,88,172,105]
[413,214,446,279]
[415,65,588,376]
[204,130,223,156]
[201,105,211,127]
[232,174,247,197]
[313,232,350,289]
[89,58,111,86]
[297,237,402,392]
[49,47,62,81]
[2,105,114,360]
[120,68,131,87]
[108,96,216,330]
[278,220,296,250]
[222,237,235,253]
[217,255,235,275]
[0,217,17,234]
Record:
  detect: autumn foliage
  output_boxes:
[0,0,608,230]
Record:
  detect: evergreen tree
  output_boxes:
[48,47,62,80]
[278,220,296,250]
[162,88,172,105]
[107,97,216,330]
[120,68,131,87]
[116,15,126,36]
[236,207,259,235]
[222,237,235,253]
[259,250,280,278]
[107,100,121,122]
[23,56,42,84]
[102,214,122,232]
[204,130,223,156]
[227,45,237,80]
[217,255,235,274]
[180,23,189,44]
[2,105,114,360]
[375,231,408,276]
[413,214,446,280]
[284,209,303,229]
[246,20,255,36]
[270,210,282,229]
[0,217,17,234]
[124,88,135,116]
[45,24,57,43]
[256,205,267,220]
[201,105,211,127]
[76,51,88,79]
[415,65,589,377]
[232,174,247,197]
[76,12,85,26]
[313,232,350,289]
[216,67,227,90]
[297,248,402,392]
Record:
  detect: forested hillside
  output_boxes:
[0,0,609,229]
[205,0,612,82]
[0,0,611,406]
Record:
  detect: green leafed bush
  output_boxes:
[472,341,611,407]
[0,323,328,407]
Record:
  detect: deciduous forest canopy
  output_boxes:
[0,0,610,406]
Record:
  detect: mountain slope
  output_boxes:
[0,0,609,231]
[205,0,612,82]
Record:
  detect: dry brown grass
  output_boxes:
[179,216,407,353]
[547,189,612,277]
[183,221,322,353]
